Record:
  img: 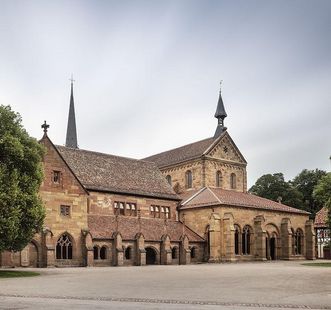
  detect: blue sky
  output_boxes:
[0,0,330,186]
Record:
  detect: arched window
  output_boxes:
[56,234,73,259]
[216,171,222,187]
[172,247,178,259]
[125,247,131,260]
[190,247,196,259]
[230,173,236,189]
[93,246,99,260]
[234,225,240,255]
[100,246,107,259]
[166,175,172,186]
[242,226,251,255]
[185,170,193,189]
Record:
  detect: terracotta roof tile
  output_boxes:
[56,146,178,200]
[181,187,309,215]
[314,206,329,228]
[143,137,214,168]
[88,215,205,242]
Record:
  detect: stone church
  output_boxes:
[0,82,315,268]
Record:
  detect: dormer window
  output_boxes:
[185,170,193,189]
[53,170,61,184]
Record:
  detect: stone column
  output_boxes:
[281,218,292,260]
[208,213,221,263]
[223,213,236,262]
[161,235,172,265]
[135,233,146,266]
[113,232,124,266]
[305,220,315,260]
[43,228,55,267]
[254,215,267,261]
[179,235,191,265]
[82,230,94,267]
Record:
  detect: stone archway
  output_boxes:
[20,241,39,267]
[145,247,157,265]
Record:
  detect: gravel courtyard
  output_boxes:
[0,260,330,310]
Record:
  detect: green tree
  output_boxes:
[249,173,304,210]
[313,173,331,236]
[292,169,327,215]
[0,105,45,252]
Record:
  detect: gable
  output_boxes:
[39,136,88,195]
[204,131,246,164]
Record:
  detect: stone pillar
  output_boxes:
[113,232,123,266]
[179,235,191,265]
[135,233,146,266]
[223,213,236,262]
[254,215,267,261]
[44,228,55,267]
[208,213,221,263]
[281,218,292,260]
[161,235,172,265]
[82,230,94,267]
[305,220,315,260]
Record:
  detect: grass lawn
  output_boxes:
[0,270,40,278]
[302,262,331,267]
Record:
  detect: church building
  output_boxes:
[0,82,315,268]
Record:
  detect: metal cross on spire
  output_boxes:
[41,120,49,134]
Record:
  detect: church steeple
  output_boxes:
[213,82,227,139]
[65,76,78,148]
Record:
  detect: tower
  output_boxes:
[213,82,227,139]
[65,76,78,148]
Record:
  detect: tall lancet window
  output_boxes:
[230,173,237,189]
[216,171,222,187]
[185,170,193,189]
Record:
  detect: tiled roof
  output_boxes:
[180,187,310,215]
[143,137,215,168]
[88,215,205,242]
[314,206,329,228]
[56,146,178,200]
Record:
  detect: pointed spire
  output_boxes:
[65,75,78,148]
[213,81,227,139]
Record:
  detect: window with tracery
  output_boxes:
[293,229,303,255]
[56,234,73,259]
[242,226,251,255]
[185,170,193,189]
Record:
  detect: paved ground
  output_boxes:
[0,260,330,310]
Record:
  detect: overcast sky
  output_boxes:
[0,0,330,187]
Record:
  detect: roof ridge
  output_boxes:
[56,145,154,165]
[143,136,213,160]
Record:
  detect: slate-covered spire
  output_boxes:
[65,76,78,148]
[213,82,227,139]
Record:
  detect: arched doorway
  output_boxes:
[145,247,157,265]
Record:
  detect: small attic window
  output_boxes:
[53,171,61,184]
